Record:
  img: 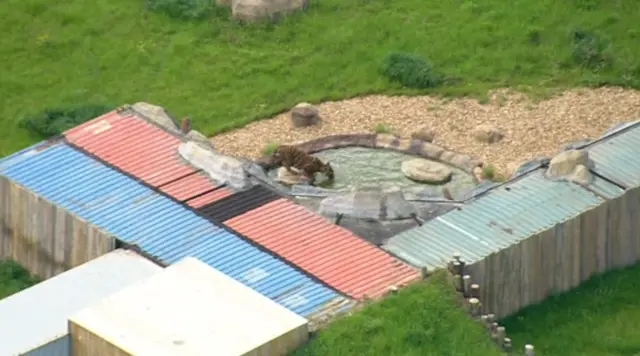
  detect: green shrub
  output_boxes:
[263,142,280,156]
[374,123,393,134]
[146,0,217,20]
[570,29,612,70]
[19,104,115,138]
[382,52,443,89]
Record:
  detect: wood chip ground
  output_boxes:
[212,87,640,174]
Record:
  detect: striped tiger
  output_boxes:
[272,145,335,184]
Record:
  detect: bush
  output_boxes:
[263,142,280,156]
[374,123,393,134]
[146,0,217,20]
[19,104,115,138]
[570,29,612,70]
[382,52,443,89]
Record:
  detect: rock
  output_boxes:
[290,102,321,128]
[546,149,594,185]
[568,164,592,185]
[232,0,309,22]
[277,167,309,185]
[473,124,504,144]
[473,166,483,182]
[131,102,180,134]
[401,158,453,184]
[382,187,417,220]
[411,129,435,143]
[547,149,591,177]
[178,141,251,190]
[319,188,383,220]
[187,130,215,150]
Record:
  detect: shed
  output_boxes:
[64,109,233,207]
[585,120,640,189]
[0,140,353,322]
[0,249,162,356]
[222,198,421,300]
[382,168,614,270]
[69,257,309,356]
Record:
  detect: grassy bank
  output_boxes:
[294,272,501,356]
[0,260,38,299]
[1,0,639,155]
[503,264,640,356]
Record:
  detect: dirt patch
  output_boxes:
[211,87,640,174]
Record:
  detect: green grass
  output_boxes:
[1,0,640,156]
[502,264,640,356]
[0,260,38,299]
[294,272,502,356]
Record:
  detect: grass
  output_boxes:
[294,271,502,356]
[503,264,640,356]
[1,0,640,156]
[0,260,38,299]
[263,142,280,156]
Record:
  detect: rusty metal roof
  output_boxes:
[64,111,232,207]
[0,141,353,320]
[224,198,421,300]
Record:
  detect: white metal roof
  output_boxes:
[0,249,163,355]
[69,257,309,356]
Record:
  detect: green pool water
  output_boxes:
[268,147,477,196]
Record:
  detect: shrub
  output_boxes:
[374,123,393,134]
[382,52,443,89]
[570,29,612,70]
[263,142,280,156]
[146,0,217,20]
[19,104,115,138]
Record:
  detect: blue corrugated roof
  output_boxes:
[383,168,605,270]
[587,122,640,189]
[0,142,350,318]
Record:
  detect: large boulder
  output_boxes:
[546,149,594,185]
[232,0,309,22]
[131,102,180,134]
[473,124,504,144]
[402,158,452,184]
[178,141,251,190]
[290,102,321,128]
[187,130,215,150]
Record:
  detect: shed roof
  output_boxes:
[0,141,353,319]
[64,110,232,207]
[224,198,421,300]
[585,121,640,189]
[0,249,162,356]
[69,257,309,356]
[382,168,606,270]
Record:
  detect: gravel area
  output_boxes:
[212,87,640,175]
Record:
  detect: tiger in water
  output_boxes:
[272,145,335,184]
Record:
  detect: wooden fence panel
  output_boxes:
[0,175,10,259]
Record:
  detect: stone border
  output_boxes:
[255,133,483,182]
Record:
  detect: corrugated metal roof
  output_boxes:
[0,142,353,318]
[586,123,640,189]
[69,257,309,356]
[0,249,162,356]
[383,168,605,270]
[197,184,280,222]
[64,111,232,206]
[225,198,421,300]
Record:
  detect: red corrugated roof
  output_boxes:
[224,198,421,300]
[64,111,232,205]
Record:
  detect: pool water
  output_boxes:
[267,147,477,196]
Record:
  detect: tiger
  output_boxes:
[272,145,335,184]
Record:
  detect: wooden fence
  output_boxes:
[0,175,115,279]
[464,185,640,319]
